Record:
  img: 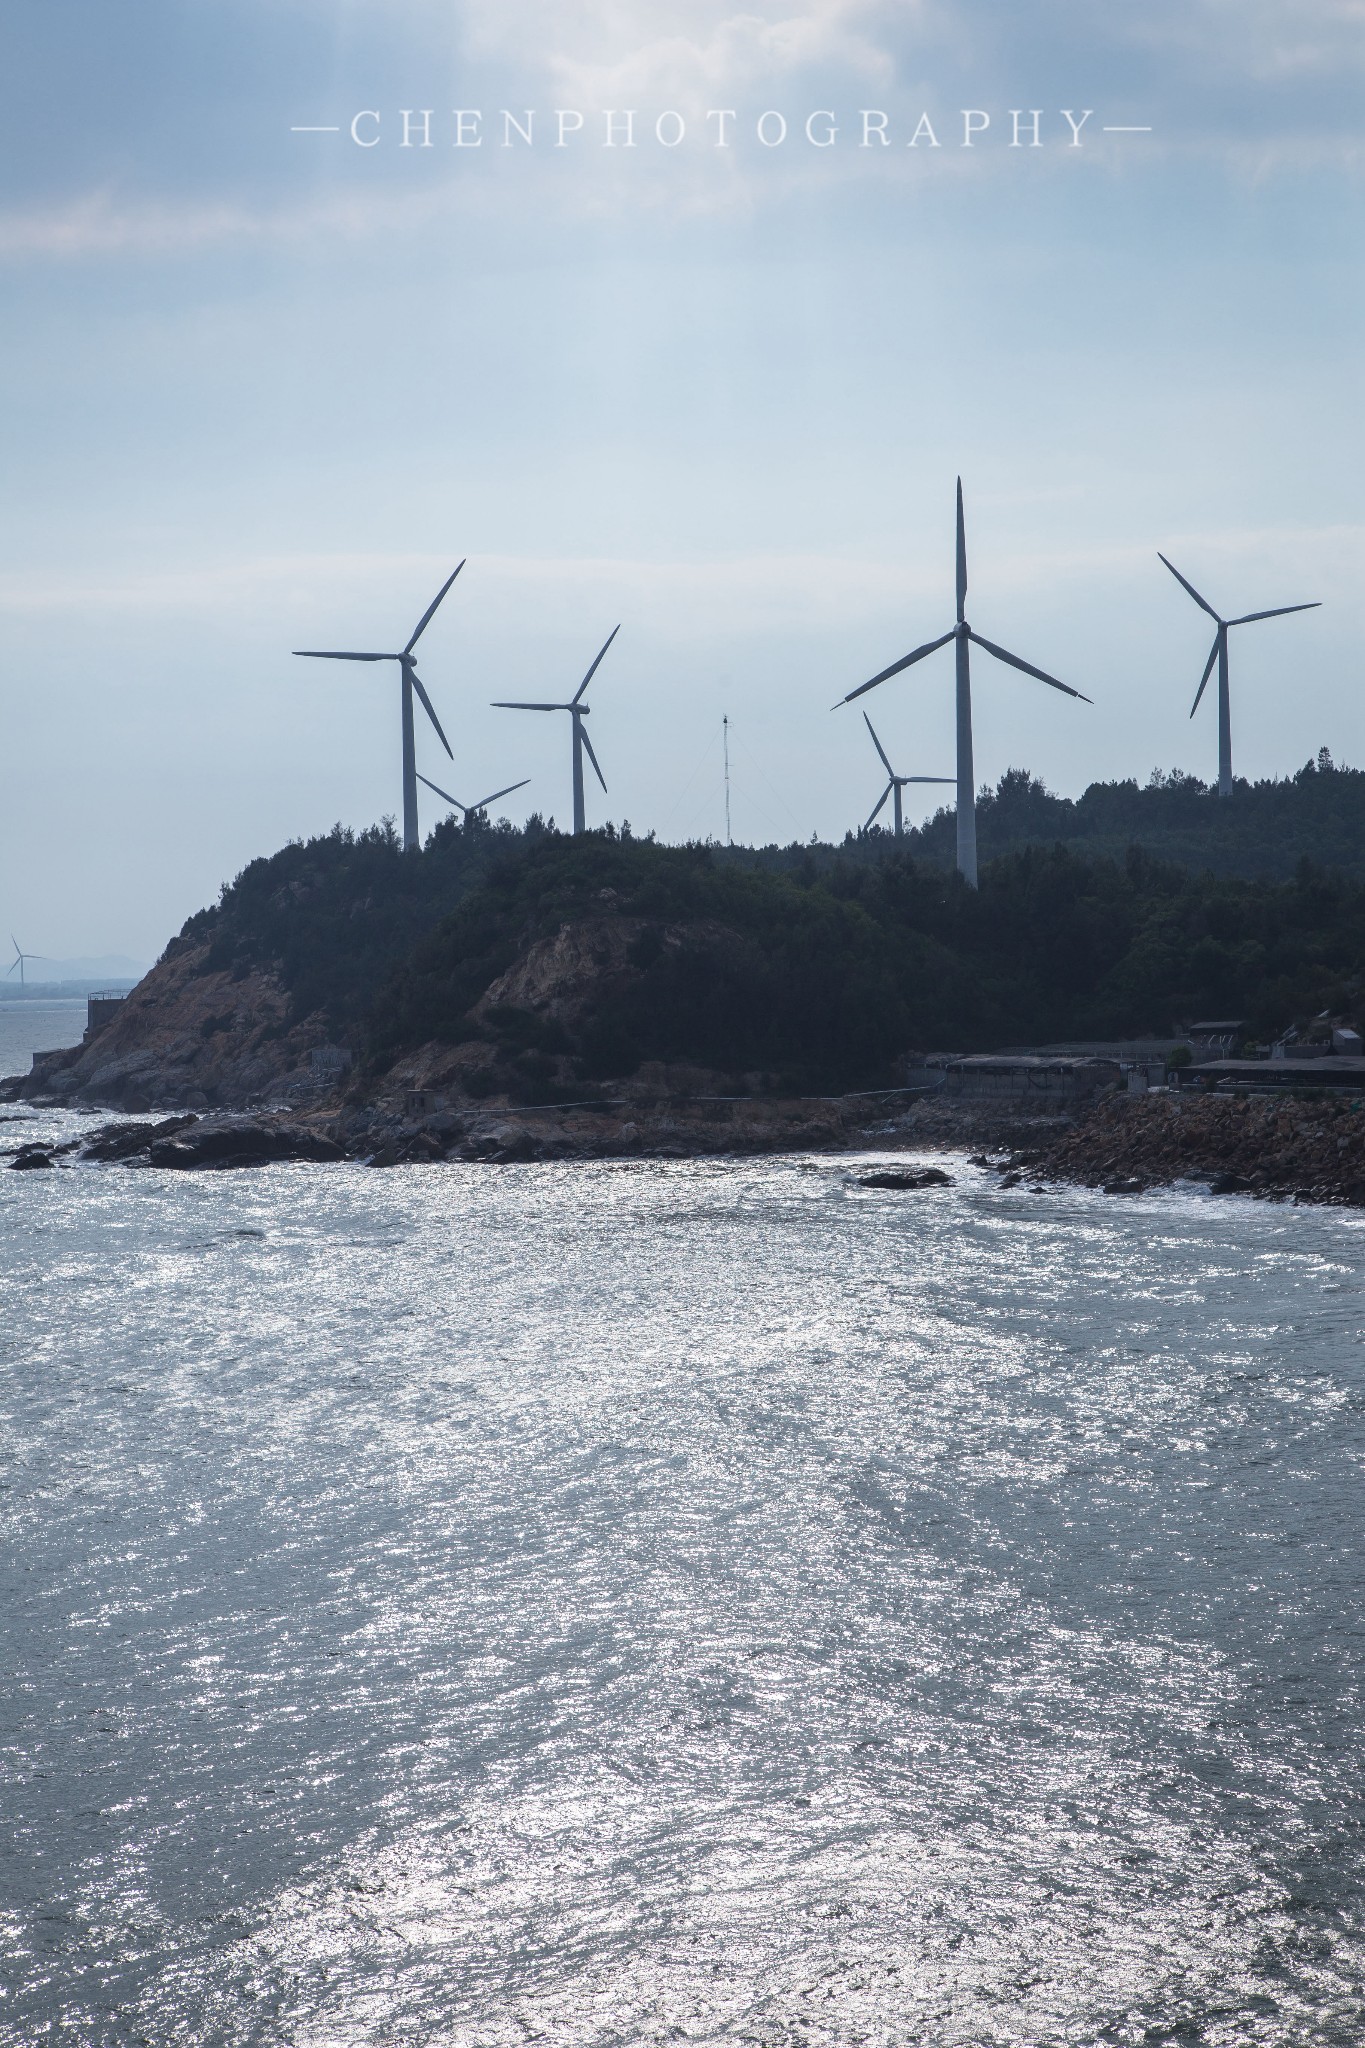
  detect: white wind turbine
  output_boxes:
[7,938,51,988]
[834,481,1090,886]
[491,626,619,834]
[1158,552,1320,797]
[294,562,465,851]
[861,714,954,836]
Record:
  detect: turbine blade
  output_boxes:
[1157,553,1221,622]
[1226,602,1321,626]
[862,712,895,777]
[864,784,891,830]
[956,477,967,623]
[579,722,608,793]
[969,631,1092,702]
[416,772,463,811]
[903,776,956,784]
[835,628,956,707]
[408,669,454,760]
[468,778,531,811]
[1189,634,1220,718]
[573,624,621,705]
[404,560,466,655]
[490,701,565,711]
[292,650,393,661]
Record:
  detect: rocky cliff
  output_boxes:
[3,937,337,1112]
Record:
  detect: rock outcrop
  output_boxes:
[147,1122,346,1168]
[1025,1091,1365,1207]
[1,940,340,1112]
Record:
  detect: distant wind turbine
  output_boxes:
[8,938,51,987]
[861,714,954,837]
[491,626,619,835]
[1158,553,1320,798]
[416,772,530,819]
[293,561,465,852]
[833,481,1090,886]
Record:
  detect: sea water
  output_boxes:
[0,1000,86,1085]
[1,1130,1362,2045]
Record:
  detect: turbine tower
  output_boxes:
[416,773,530,820]
[491,626,619,835]
[294,562,465,852]
[1158,553,1320,798]
[861,713,954,837]
[7,938,50,987]
[833,482,1090,886]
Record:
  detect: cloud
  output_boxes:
[0,186,432,261]
[0,0,1359,268]
[2,528,1358,635]
[532,1,901,103]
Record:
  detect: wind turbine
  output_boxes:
[833,481,1090,886]
[491,626,619,835]
[294,561,465,852]
[861,714,954,837]
[8,938,50,987]
[1158,553,1320,798]
[416,772,530,820]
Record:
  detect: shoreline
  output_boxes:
[1022,1089,1365,1210]
[7,1087,1365,1209]
[4,1091,1076,1172]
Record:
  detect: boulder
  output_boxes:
[81,1116,199,1162]
[9,1145,55,1171]
[148,1122,346,1168]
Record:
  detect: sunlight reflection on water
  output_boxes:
[1,1144,1362,2044]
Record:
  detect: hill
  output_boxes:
[11,764,1365,1115]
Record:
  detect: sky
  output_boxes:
[1,0,1361,962]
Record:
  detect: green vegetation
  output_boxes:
[891,751,1365,879]
[174,774,1365,1097]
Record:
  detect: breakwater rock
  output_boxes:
[1025,1091,1365,1206]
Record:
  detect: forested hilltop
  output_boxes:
[889,751,1365,879]
[164,782,1365,1100]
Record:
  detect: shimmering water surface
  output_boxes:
[2,1126,1363,2045]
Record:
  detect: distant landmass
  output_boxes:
[8,757,1365,1115]
[4,954,149,995]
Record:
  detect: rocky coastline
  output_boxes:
[1020,1089,1365,1208]
[2,1092,1075,1172]
[8,1083,1365,1210]
[7,911,1364,1204]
